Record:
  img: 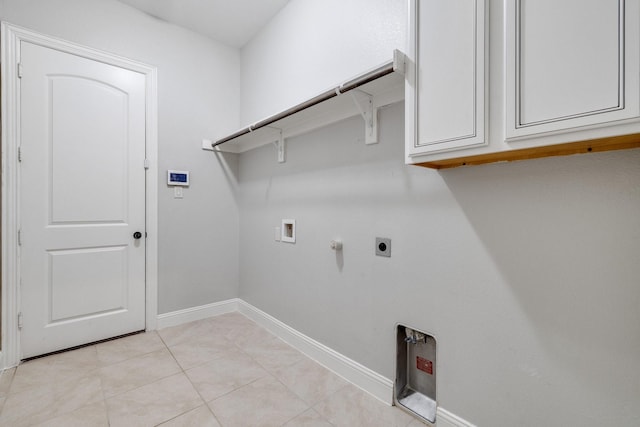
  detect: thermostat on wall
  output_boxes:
[167,170,189,186]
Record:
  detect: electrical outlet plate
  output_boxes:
[376,237,391,257]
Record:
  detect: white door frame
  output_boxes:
[0,23,159,368]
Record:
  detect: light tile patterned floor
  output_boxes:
[0,312,421,426]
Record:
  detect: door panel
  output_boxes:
[50,76,129,224]
[49,246,128,322]
[20,41,146,358]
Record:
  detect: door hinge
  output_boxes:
[18,146,22,162]
[144,158,150,170]
[17,63,23,79]
[18,229,22,246]
[18,312,23,329]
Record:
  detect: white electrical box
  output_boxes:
[281,219,296,243]
[167,170,189,186]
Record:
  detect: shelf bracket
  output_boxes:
[393,49,407,76]
[350,90,378,145]
[269,128,286,163]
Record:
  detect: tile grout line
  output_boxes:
[96,335,193,425]
[95,354,110,427]
[180,334,271,412]
[6,313,402,426]
[161,315,314,426]
[151,331,218,426]
[269,373,314,427]
[97,341,174,426]
[162,321,320,427]
[0,346,106,426]
[226,315,340,427]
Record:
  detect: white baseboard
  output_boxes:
[156,298,239,329]
[436,407,476,427]
[237,300,394,405]
[157,299,475,427]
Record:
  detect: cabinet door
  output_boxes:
[406,0,486,160]
[505,0,640,141]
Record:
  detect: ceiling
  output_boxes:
[118,0,290,48]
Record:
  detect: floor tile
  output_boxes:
[96,331,165,365]
[406,418,431,427]
[9,346,101,394]
[158,404,221,427]
[240,333,306,372]
[169,332,233,370]
[106,373,203,427]
[0,368,16,399]
[98,347,182,397]
[208,376,309,427]
[208,312,258,330]
[158,318,219,347]
[272,356,348,406]
[228,319,274,348]
[0,312,411,427]
[0,374,102,427]
[185,348,269,402]
[282,408,334,427]
[314,384,414,427]
[209,313,267,340]
[33,401,109,427]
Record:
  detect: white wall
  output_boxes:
[0,0,241,313]
[237,0,640,425]
[240,0,406,124]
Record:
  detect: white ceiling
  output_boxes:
[118,0,290,48]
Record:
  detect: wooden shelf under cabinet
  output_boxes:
[415,134,640,169]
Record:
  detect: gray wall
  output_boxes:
[238,2,640,423]
[0,0,241,313]
[237,102,640,426]
[240,0,406,124]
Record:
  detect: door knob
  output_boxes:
[133,231,142,239]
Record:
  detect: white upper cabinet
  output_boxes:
[405,0,487,161]
[407,0,640,168]
[505,0,640,142]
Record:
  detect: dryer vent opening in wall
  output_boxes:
[395,325,437,424]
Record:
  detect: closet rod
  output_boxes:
[212,60,396,149]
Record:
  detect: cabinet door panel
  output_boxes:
[519,0,620,125]
[507,0,639,140]
[406,0,486,159]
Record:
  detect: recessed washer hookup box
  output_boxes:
[395,324,437,424]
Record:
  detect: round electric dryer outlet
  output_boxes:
[375,237,391,257]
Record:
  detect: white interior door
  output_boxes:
[19,41,147,358]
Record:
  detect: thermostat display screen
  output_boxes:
[167,170,189,186]
[170,173,187,183]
